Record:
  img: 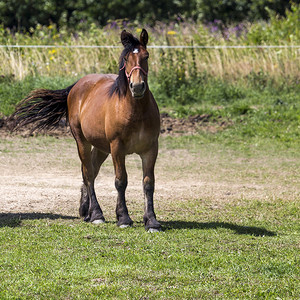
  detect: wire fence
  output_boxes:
[0,44,299,49]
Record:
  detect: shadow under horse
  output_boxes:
[0,213,78,228]
[161,221,276,236]
[10,29,161,232]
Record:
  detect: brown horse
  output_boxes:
[11,29,161,232]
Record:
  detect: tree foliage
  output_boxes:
[0,0,295,31]
[193,0,296,24]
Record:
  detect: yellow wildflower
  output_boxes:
[167,30,177,35]
[136,28,142,33]
[48,49,57,55]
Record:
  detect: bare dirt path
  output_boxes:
[1,133,299,224]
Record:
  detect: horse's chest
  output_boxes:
[124,123,154,154]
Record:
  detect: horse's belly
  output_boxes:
[91,137,111,154]
[81,122,111,153]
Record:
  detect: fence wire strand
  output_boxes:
[0,45,299,49]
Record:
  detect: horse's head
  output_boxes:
[120,29,149,99]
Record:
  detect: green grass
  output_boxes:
[0,135,299,299]
[0,200,299,299]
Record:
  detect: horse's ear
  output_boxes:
[140,29,148,48]
[121,30,135,47]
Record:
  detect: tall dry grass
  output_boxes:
[0,46,298,82]
[0,5,299,82]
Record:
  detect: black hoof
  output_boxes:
[83,216,90,222]
[117,216,133,228]
[144,217,162,232]
[91,219,105,225]
[84,212,105,224]
[84,217,105,225]
[148,227,162,233]
[90,215,105,224]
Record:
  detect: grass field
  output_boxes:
[0,135,299,299]
[0,8,299,298]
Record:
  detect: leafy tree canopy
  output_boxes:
[0,0,295,31]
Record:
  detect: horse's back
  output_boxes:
[68,73,116,111]
[68,73,117,122]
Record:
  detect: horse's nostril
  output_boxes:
[141,81,145,90]
[129,82,133,89]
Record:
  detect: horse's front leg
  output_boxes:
[140,141,161,232]
[111,140,133,227]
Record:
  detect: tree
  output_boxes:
[0,0,295,31]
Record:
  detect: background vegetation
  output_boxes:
[0,3,299,147]
[0,0,294,30]
[0,3,299,81]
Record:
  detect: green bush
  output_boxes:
[246,3,300,44]
[0,76,75,116]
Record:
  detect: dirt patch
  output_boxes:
[0,135,299,222]
[159,113,231,135]
[0,113,231,138]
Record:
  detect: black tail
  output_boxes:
[10,83,76,132]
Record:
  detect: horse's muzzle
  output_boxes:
[129,81,146,99]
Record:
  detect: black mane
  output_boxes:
[109,36,141,98]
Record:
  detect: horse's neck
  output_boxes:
[122,89,150,118]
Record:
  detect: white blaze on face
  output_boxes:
[133,48,139,54]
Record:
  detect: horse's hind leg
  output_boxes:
[79,183,89,218]
[75,135,106,223]
[79,147,108,220]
